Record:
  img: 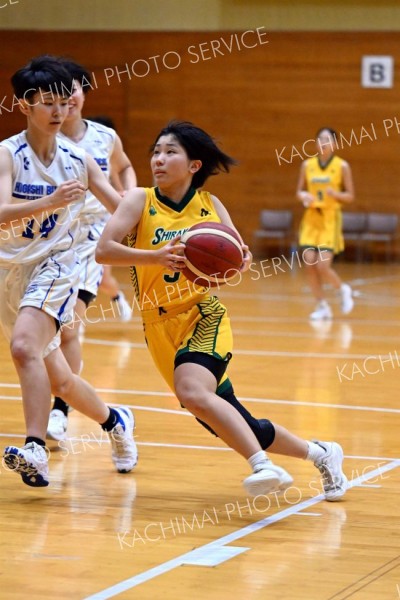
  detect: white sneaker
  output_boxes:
[114,291,132,322]
[243,461,294,496]
[47,409,68,441]
[313,441,348,501]
[108,407,138,473]
[340,284,354,315]
[309,301,332,321]
[3,442,49,487]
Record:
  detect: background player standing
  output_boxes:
[296,127,355,320]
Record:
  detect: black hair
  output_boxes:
[87,115,116,129]
[11,54,74,101]
[150,120,237,188]
[58,57,93,95]
[316,127,338,140]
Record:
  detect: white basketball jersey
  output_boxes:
[59,119,116,219]
[0,131,88,265]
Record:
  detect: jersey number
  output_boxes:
[22,214,59,240]
[164,272,181,284]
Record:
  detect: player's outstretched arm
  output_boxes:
[95,188,185,268]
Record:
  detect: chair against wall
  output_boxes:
[253,209,294,256]
[362,212,399,261]
[342,211,368,261]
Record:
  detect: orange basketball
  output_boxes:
[181,222,243,287]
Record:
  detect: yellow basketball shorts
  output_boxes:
[143,296,233,393]
[299,207,344,255]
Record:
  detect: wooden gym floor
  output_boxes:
[1,260,399,600]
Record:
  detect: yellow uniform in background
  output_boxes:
[127,186,233,393]
[299,155,345,254]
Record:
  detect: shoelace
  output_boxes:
[316,462,339,491]
[110,425,131,455]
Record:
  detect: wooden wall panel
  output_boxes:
[0,31,399,253]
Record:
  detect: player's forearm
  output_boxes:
[96,240,158,267]
[0,195,64,227]
[330,190,354,204]
[118,165,137,190]
[91,182,121,214]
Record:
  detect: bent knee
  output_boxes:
[10,336,38,366]
[175,379,209,415]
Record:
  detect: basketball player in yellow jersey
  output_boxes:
[297,127,355,320]
[97,121,348,501]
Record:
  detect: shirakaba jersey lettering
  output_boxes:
[151,227,189,245]
[128,186,221,309]
[0,131,87,265]
[59,119,116,220]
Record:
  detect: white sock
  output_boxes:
[248,450,270,472]
[306,441,326,462]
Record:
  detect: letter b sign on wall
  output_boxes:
[362,56,394,88]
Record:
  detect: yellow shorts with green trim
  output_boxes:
[143,296,233,393]
[299,207,344,255]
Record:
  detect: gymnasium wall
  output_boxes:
[0,14,399,249]
[1,0,400,31]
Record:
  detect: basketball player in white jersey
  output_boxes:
[46,59,137,441]
[0,55,137,487]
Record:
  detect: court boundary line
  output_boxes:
[0,432,398,462]
[82,337,397,360]
[1,386,400,415]
[82,459,400,600]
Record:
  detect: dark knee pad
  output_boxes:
[192,384,276,449]
[257,418,276,449]
[219,387,276,449]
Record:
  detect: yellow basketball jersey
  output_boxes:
[305,155,345,210]
[127,186,220,312]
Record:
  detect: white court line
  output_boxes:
[82,459,400,600]
[294,512,321,516]
[223,291,400,307]
[231,316,400,326]
[2,388,400,415]
[0,432,398,462]
[82,338,393,360]
[238,396,400,415]
[233,329,400,343]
